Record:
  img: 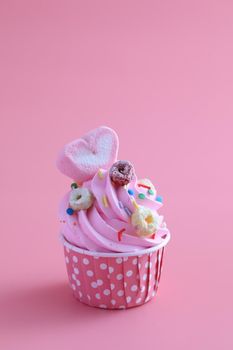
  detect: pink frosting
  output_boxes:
[59,169,169,253]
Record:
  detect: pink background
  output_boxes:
[0,1,233,349]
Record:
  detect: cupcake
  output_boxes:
[57,126,170,309]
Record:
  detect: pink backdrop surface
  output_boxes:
[0,1,233,349]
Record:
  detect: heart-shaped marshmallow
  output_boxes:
[56,126,119,182]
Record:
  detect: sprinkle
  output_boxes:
[138,193,146,200]
[124,207,132,216]
[128,189,134,195]
[118,201,124,209]
[102,195,109,207]
[131,198,139,209]
[151,233,156,239]
[138,183,151,190]
[118,228,126,241]
[71,182,78,189]
[156,196,163,203]
[98,169,104,179]
[148,189,154,195]
[66,208,74,215]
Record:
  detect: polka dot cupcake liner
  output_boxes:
[61,233,170,310]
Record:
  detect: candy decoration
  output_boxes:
[118,228,126,241]
[102,195,109,208]
[156,196,163,203]
[109,160,135,186]
[138,193,146,200]
[118,201,124,209]
[124,207,132,217]
[66,208,74,215]
[128,189,134,195]
[69,187,94,211]
[98,169,104,179]
[131,198,139,210]
[138,183,151,190]
[148,189,154,195]
[56,126,119,182]
[71,182,78,189]
[131,206,162,237]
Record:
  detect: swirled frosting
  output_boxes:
[59,169,169,253]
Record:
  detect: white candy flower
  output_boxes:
[69,187,94,211]
[131,206,163,237]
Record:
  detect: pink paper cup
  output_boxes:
[61,233,170,310]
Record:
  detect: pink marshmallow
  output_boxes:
[56,126,119,182]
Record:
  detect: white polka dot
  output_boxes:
[136,297,142,304]
[108,266,114,274]
[143,274,147,281]
[123,257,128,261]
[140,286,145,292]
[86,270,94,277]
[83,258,89,265]
[72,273,76,280]
[132,258,137,265]
[110,283,115,290]
[79,291,83,298]
[100,263,107,270]
[103,289,110,296]
[87,294,91,300]
[95,293,101,299]
[73,256,78,263]
[116,258,123,264]
[117,290,124,297]
[152,291,156,297]
[116,273,123,280]
[71,283,76,290]
[65,256,69,264]
[145,261,149,268]
[138,263,141,269]
[111,299,116,305]
[97,279,103,286]
[91,282,98,288]
[99,304,107,309]
[119,305,126,309]
[126,296,131,303]
[145,296,150,302]
[149,274,152,280]
[74,267,79,274]
[131,285,138,292]
[76,279,81,286]
[126,270,133,277]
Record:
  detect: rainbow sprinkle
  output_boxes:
[138,193,146,200]
[118,228,126,241]
[98,169,104,179]
[138,183,151,190]
[102,195,109,207]
[124,207,132,217]
[131,198,139,209]
[118,201,124,209]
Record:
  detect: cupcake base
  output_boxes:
[61,233,170,310]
